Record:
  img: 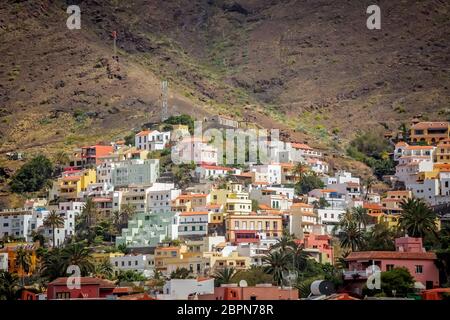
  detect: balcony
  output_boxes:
[343,270,369,280]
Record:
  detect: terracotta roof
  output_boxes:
[320,189,338,193]
[405,145,434,150]
[177,194,208,199]
[291,143,313,150]
[363,203,383,210]
[180,211,209,216]
[291,202,313,208]
[411,122,449,130]
[49,277,116,288]
[119,293,156,300]
[395,141,409,147]
[157,247,179,251]
[200,165,233,171]
[346,251,436,261]
[62,176,81,181]
[136,130,156,137]
[92,197,112,202]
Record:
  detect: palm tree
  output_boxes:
[333,209,355,234]
[15,247,31,286]
[43,210,65,248]
[60,243,94,276]
[170,267,192,279]
[335,250,351,270]
[0,271,20,300]
[339,222,364,251]
[271,233,296,252]
[40,248,64,281]
[399,198,438,238]
[365,223,397,251]
[292,162,309,182]
[54,151,70,168]
[291,243,310,272]
[76,198,99,243]
[262,251,291,286]
[213,267,237,286]
[94,259,114,279]
[363,177,376,200]
[119,203,136,229]
[352,206,369,231]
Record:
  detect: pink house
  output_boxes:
[296,234,334,264]
[345,237,439,289]
[196,284,299,300]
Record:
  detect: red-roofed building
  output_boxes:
[81,145,113,166]
[344,237,439,292]
[47,277,116,300]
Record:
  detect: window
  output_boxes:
[386,264,394,271]
[56,292,71,299]
[415,265,423,274]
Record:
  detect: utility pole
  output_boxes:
[161,80,168,122]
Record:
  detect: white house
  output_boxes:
[147,183,181,214]
[317,208,345,234]
[171,137,218,165]
[111,254,155,278]
[177,211,209,239]
[135,130,171,151]
[195,165,234,180]
[0,208,34,240]
[307,158,329,175]
[250,164,281,185]
[157,278,215,300]
[395,157,433,185]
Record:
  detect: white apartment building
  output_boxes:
[317,208,345,234]
[250,164,281,185]
[147,183,181,214]
[395,157,433,185]
[111,254,155,278]
[113,186,151,213]
[237,240,276,266]
[176,212,209,239]
[98,159,159,187]
[407,171,450,205]
[135,130,171,151]
[322,170,360,186]
[171,137,218,165]
[0,208,33,240]
[250,189,291,210]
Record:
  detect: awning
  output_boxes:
[414,282,426,290]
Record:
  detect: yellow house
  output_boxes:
[225,212,282,242]
[91,252,124,265]
[203,251,250,272]
[58,169,96,200]
[410,121,450,144]
[436,138,450,164]
[225,193,252,215]
[154,245,208,276]
[0,242,39,276]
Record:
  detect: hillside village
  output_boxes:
[1,114,450,301]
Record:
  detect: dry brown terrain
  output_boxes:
[0,0,449,205]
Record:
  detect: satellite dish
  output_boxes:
[239,280,248,287]
[310,280,335,296]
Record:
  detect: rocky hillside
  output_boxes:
[0,0,449,204]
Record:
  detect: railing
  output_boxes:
[343,270,369,279]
